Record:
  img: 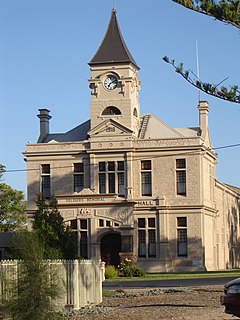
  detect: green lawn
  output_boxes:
[105,270,240,282]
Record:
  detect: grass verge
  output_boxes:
[105,270,240,282]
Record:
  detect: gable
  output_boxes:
[88,118,133,138]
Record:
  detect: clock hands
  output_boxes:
[104,76,118,90]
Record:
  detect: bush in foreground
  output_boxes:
[105,265,118,279]
[3,232,61,320]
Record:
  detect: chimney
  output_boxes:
[37,109,52,143]
[198,101,209,139]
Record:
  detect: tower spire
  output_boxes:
[89,9,139,69]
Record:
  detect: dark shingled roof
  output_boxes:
[42,120,90,143]
[89,9,139,69]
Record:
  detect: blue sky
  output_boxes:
[1,0,240,195]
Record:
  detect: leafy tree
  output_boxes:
[32,194,78,259]
[0,164,26,232]
[3,232,61,320]
[164,0,240,103]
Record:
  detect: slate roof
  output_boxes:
[224,183,240,195]
[43,120,90,143]
[38,115,201,143]
[89,9,139,69]
[139,114,200,139]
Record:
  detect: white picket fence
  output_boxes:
[0,259,105,310]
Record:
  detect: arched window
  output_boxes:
[133,108,138,117]
[102,106,121,116]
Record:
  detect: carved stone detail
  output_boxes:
[96,209,129,223]
[77,208,93,217]
[61,210,75,219]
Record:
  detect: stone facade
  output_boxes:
[24,9,240,272]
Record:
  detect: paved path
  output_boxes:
[103,276,237,290]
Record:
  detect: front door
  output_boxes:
[101,233,121,266]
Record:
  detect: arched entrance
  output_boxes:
[100,233,121,266]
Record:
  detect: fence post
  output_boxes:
[73,260,79,309]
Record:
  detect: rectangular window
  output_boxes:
[99,162,106,172]
[148,230,156,257]
[177,217,187,257]
[70,219,77,230]
[80,219,88,259]
[80,231,88,259]
[108,173,115,193]
[99,173,106,193]
[141,160,152,196]
[42,164,50,174]
[41,164,51,199]
[98,161,125,196]
[99,219,104,227]
[138,217,156,258]
[74,163,84,192]
[117,161,125,196]
[138,230,146,257]
[118,173,125,196]
[176,159,186,196]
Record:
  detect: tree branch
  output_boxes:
[172,0,240,29]
[163,56,240,103]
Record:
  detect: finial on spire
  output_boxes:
[114,0,117,11]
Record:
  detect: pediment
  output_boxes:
[88,119,133,137]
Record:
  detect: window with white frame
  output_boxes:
[138,217,156,258]
[98,161,125,196]
[73,163,84,192]
[41,164,51,199]
[177,217,188,257]
[176,159,186,196]
[141,160,152,196]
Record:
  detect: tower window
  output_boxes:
[133,108,138,117]
[102,106,121,116]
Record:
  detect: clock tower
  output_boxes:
[88,9,141,137]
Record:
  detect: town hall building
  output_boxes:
[24,9,240,272]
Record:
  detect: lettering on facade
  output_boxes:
[134,139,199,148]
[66,197,105,203]
[106,126,115,132]
[137,200,154,206]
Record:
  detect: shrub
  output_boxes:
[105,265,118,279]
[3,232,61,320]
[118,258,145,277]
[131,266,145,277]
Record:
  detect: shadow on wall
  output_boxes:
[227,205,240,269]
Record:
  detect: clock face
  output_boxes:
[104,75,118,90]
